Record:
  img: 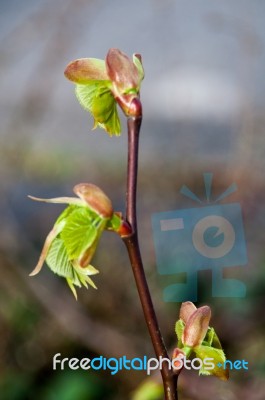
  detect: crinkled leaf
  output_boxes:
[75,82,121,136]
[92,104,121,135]
[203,327,222,349]
[194,345,229,381]
[61,207,102,260]
[66,265,99,300]
[46,238,99,299]
[46,237,74,279]
[55,205,79,226]
[66,277,79,300]
[75,81,96,111]
[72,264,98,288]
[91,84,116,121]
[95,103,121,135]
[175,319,185,347]
[211,328,222,349]
[75,263,99,276]
[203,327,215,347]
[75,81,111,114]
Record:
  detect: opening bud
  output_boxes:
[182,305,211,347]
[73,183,113,218]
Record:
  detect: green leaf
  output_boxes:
[77,273,97,289]
[203,327,222,349]
[45,237,99,299]
[75,82,111,117]
[106,212,122,231]
[67,264,99,299]
[194,345,229,381]
[175,319,185,347]
[95,101,121,136]
[92,84,116,120]
[60,208,102,260]
[211,329,222,350]
[182,346,193,358]
[133,54,145,84]
[55,205,79,226]
[66,277,78,299]
[203,327,214,346]
[46,238,74,279]
[75,82,121,136]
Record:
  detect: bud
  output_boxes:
[106,48,143,117]
[117,219,132,237]
[73,183,113,218]
[64,48,144,135]
[182,306,211,347]
[172,348,185,372]
[64,58,108,83]
[115,94,142,117]
[179,301,197,324]
[29,183,116,298]
[106,48,140,92]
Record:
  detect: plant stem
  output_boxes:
[123,117,178,400]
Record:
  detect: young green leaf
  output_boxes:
[75,82,121,136]
[175,302,229,381]
[45,236,99,300]
[106,212,122,231]
[175,319,185,348]
[203,327,222,349]
[46,237,75,279]
[65,48,143,135]
[194,345,229,381]
[210,328,223,350]
[96,102,121,136]
[29,183,126,298]
[133,54,145,84]
[60,207,103,260]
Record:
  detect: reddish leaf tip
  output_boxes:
[64,58,108,83]
[179,301,197,324]
[73,183,113,218]
[182,305,211,347]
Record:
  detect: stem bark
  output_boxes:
[123,117,178,400]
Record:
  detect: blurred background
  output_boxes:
[0,0,265,399]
